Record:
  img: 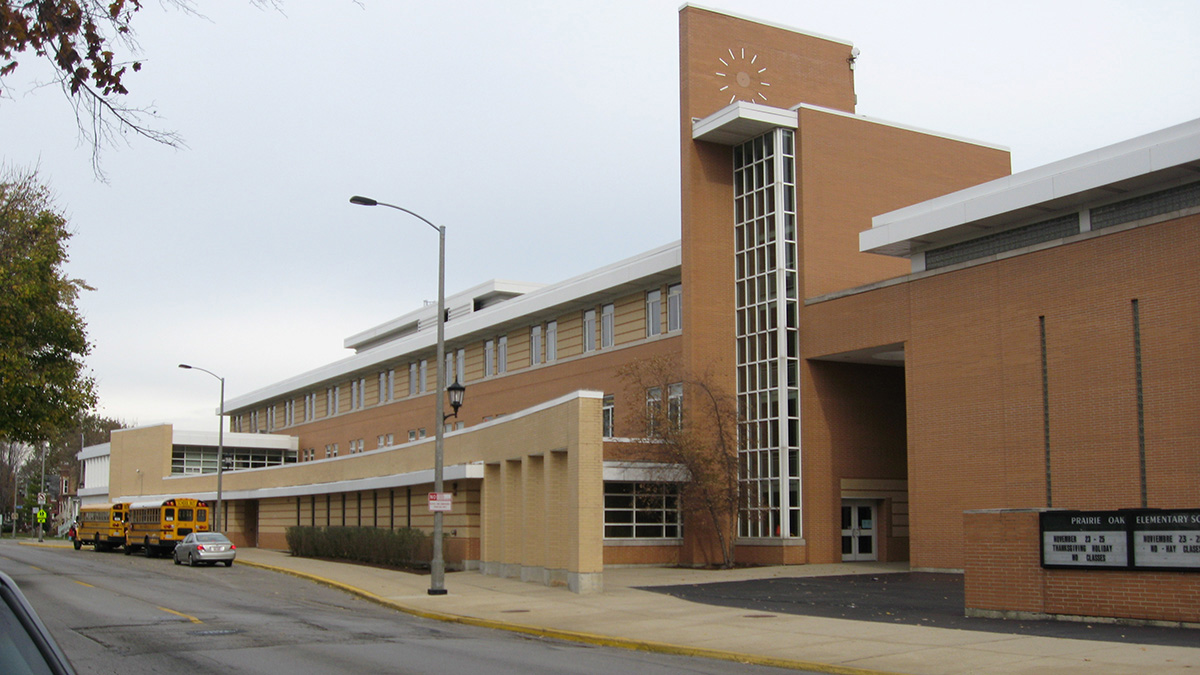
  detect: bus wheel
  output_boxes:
[143,539,153,558]
[123,543,133,555]
[73,539,81,550]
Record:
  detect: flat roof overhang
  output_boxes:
[862,117,1200,258]
[692,101,797,146]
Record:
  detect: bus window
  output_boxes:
[197,511,207,522]
[178,509,193,521]
[165,508,175,522]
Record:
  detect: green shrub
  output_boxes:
[285,526,427,568]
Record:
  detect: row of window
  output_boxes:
[299,422,470,461]
[235,284,683,434]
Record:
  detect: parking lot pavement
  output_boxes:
[641,572,1199,647]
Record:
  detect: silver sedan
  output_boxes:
[172,532,236,567]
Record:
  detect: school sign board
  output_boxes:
[1040,509,1200,571]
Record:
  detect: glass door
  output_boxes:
[841,501,877,562]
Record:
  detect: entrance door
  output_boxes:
[841,501,877,562]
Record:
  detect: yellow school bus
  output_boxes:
[74,503,128,552]
[124,498,210,558]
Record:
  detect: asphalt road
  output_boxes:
[0,541,816,675]
[643,571,1198,647]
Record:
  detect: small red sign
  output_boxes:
[428,492,453,512]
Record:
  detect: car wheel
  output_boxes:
[224,560,233,567]
[188,553,198,567]
[173,552,181,565]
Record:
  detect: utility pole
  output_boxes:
[37,443,46,542]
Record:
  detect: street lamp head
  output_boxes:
[447,380,466,417]
[178,364,193,370]
[349,195,378,206]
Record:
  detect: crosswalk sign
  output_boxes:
[35,509,46,524]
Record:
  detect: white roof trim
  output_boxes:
[127,463,488,504]
[693,102,797,145]
[861,117,1200,257]
[680,4,853,47]
[603,461,688,482]
[225,241,680,410]
[171,429,299,451]
[344,279,546,351]
[77,443,110,461]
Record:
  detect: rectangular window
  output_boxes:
[646,386,662,436]
[583,309,597,352]
[419,360,428,394]
[667,284,682,332]
[497,335,508,374]
[603,482,681,539]
[603,395,615,438]
[408,430,417,442]
[668,382,683,431]
[379,370,393,404]
[326,387,338,417]
[546,321,558,362]
[456,349,465,383]
[377,435,385,449]
[484,339,495,377]
[601,304,614,348]
[530,325,543,365]
[409,363,418,396]
[646,290,662,337]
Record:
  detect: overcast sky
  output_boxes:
[2,0,1198,435]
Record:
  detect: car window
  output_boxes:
[0,573,74,674]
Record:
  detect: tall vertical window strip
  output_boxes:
[646,290,662,337]
[456,349,465,383]
[602,395,615,438]
[733,128,800,539]
[546,321,558,362]
[408,363,418,396]
[530,325,543,365]
[418,360,427,394]
[667,284,682,332]
[583,310,597,352]
[484,339,495,377]
[601,304,614,348]
[498,336,508,373]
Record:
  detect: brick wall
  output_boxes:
[965,510,1200,624]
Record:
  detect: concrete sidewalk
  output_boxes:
[233,548,1200,675]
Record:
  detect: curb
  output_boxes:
[236,558,907,675]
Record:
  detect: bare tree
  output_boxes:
[1,1,277,179]
[618,354,742,568]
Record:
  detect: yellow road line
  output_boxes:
[73,580,94,588]
[157,606,202,624]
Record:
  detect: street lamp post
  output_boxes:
[350,195,464,596]
[178,364,225,532]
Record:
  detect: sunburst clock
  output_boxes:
[715,47,770,104]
